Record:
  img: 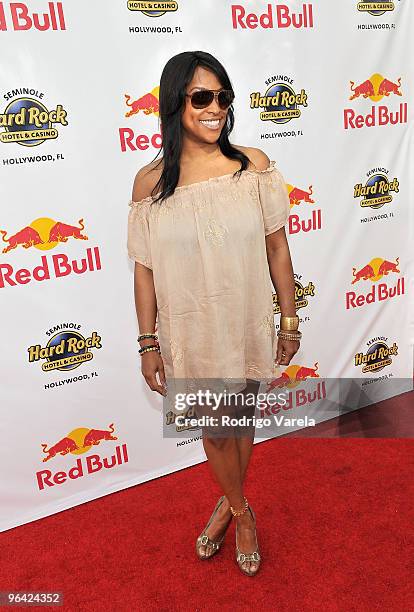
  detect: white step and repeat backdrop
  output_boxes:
[1,1,413,532]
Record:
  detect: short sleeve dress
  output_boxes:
[127,160,290,396]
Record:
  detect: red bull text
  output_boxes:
[259,380,326,416]
[119,128,162,153]
[344,103,407,129]
[231,3,314,30]
[0,246,101,288]
[0,1,66,31]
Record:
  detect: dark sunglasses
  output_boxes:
[185,89,235,110]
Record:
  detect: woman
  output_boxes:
[127,51,300,576]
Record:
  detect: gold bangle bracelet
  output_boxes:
[280,315,299,331]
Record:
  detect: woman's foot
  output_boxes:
[197,496,233,558]
[235,506,261,575]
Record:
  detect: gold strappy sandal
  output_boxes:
[196,495,232,560]
[231,497,261,576]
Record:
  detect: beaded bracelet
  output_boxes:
[277,329,302,341]
[138,343,159,353]
[139,345,161,356]
[138,333,158,342]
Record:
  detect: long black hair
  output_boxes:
[148,50,251,204]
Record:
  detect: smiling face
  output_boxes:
[181,65,230,144]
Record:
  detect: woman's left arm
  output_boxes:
[265,227,300,366]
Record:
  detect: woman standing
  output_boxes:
[127,51,300,576]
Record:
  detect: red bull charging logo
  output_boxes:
[354,337,398,373]
[267,362,320,390]
[288,183,315,207]
[124,86,159,118]
[1,217,87,253]
[0,90,68,146]
[346,256,404,309]
[349,74,402,100]
[344,74,407,129]
[37,423,129,491]
[42,424,117,461]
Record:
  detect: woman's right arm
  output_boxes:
[131,167,167,396]
[133,263,166,395]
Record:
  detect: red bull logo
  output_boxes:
[354,170,399,210]
[267,362,320,391]
[120,87,162,152]
[346,257,404,309]
[349,75,402,101]
[284,181,321,235]
[232,3,314,30]
[1,217,87,253]
[42,424,117,461]
[0,2,66,31]
[258,363,325,416]
[354,337,398,373]
[273,277,315,314]
[0,217,101,289]
[344,74,407,130]
[349,79,375,100]
[250,75,308,125]
[351,257,400,284]
[28,325,102,372]
[37,423,128,490]
[124,86,159,118]
[127,1,178,16]
[288,184,314,206]
[0,93,68,147]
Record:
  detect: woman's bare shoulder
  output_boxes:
[131,157,164,201]
[233,145,271,171]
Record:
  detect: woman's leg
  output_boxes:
[197,380,260,572]
[198,434,243,558]
[235,379,260,482]
[233,380,260,573]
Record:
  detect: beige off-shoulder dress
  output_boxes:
[127,160,290,396]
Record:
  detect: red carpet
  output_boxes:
[1,398,413,611]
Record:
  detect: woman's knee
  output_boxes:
[202,434,234,450]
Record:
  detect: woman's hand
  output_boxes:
[275,338,300,367]
[141,351,167,396]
